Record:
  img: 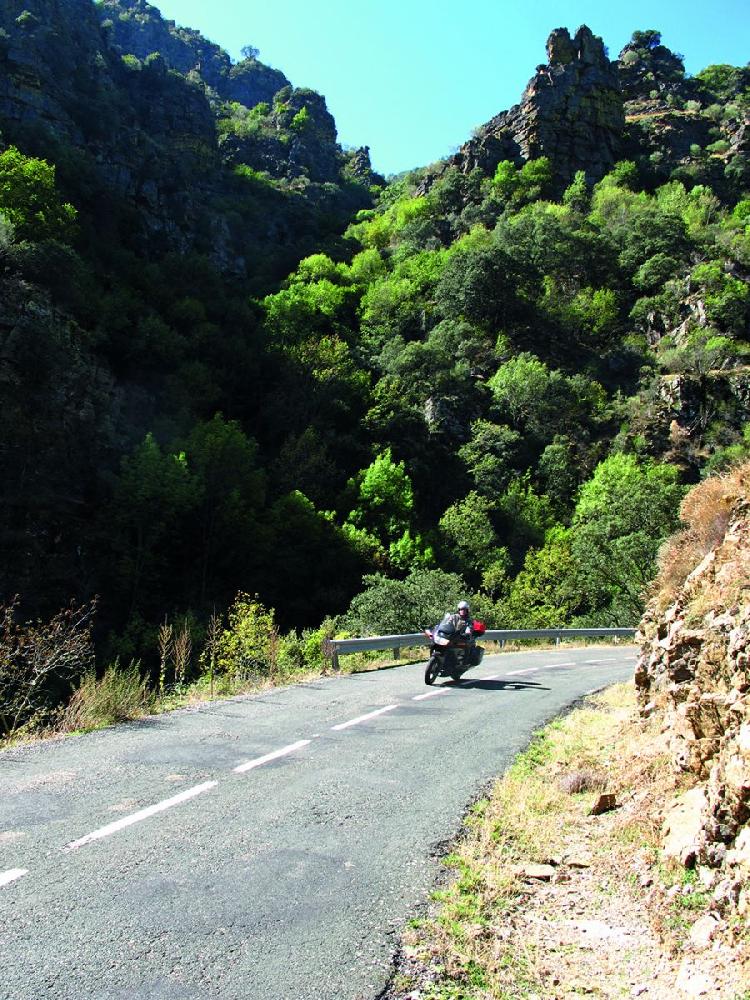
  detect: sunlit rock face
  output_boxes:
[423,25,624,194]
[636,467,750,883]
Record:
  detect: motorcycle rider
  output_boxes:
[443,600,474,642]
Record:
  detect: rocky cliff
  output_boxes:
[617,31,748,197]
[99,0,291,109]
[419,25,748,202]
[0,0,375,272]
[635,462,750,913]
[422,26,624,193]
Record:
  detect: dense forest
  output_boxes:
[0,3,748,733]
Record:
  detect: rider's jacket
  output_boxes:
[440,612,474,639]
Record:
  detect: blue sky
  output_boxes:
[153,0,749,176]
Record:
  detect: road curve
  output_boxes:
[0,645,636,1000]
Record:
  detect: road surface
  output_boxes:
[0,645,636,1000]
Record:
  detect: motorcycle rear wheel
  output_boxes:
[425,655,441,686]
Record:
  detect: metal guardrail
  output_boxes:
[322,628,637,670]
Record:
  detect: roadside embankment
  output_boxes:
[384,681,749,999]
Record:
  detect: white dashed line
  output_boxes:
[0,868,28,887]
[234,739,312,773]
[331,705,399,731]
[506,667,539,676]
[546,661,576,667]
[412,688,451,701]
[64,780,218,851]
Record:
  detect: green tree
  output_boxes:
[0,146,76,242]
[495,476,558,569]
[264,492,368,627]
[109,434,198,616]
[501,526,577,628]
[341,568,467,636]
[569,454,683,623]
[458,421,523,496]
[347,448,414,541]
[183,415,266,604]
[439,491,499,579]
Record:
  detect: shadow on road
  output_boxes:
[447,678,550,692]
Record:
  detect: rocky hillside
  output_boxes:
[636,460,750,911]
[420,26,748,201]
[0,0,377,273]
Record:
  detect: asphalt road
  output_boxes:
[0,645,636,1000]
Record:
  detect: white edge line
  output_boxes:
[0,868,28,887]
[412,688,450,701]
[331,705,399,731]
[234,739,311,773]
[64,780,218,851]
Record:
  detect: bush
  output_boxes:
[0,598,96,737]
[341,568,468,635]
[215,593,280,682]
[0,146,77,242]
[62,660,151,731]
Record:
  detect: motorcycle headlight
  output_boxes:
[434,635,450,646]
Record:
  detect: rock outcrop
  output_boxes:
[99,0,291,109]
[617,33,748,194]
[220,87,342,184]
[635,463,750,895]
[0,0,373,271]
[423,25,624,193]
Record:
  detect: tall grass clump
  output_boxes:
[62,660,152,731]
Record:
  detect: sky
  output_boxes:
[152,0,749,177]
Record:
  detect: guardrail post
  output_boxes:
[322,638,340,673]
[392,647,400,661]
[555,633,561,647]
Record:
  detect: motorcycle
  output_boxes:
[422,616,486,685]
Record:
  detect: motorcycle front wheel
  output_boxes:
[425,654,441,686]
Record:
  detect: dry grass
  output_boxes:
[651,460,750,615]
[61,661,153,732]
[389,682,749,1000]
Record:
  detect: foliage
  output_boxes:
[215,593,279,681]
[439,491,500,581]
[0,146,77,242]
[500,527,577,628]
[346,448,414,542]
[0,598,96,736]
[340,568,468,636]
[569,454,684,623]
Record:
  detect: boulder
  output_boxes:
[662,787,707,865]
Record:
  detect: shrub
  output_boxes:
[215,593,280,682]
[341,568,468,636]
[62,660,151,731]
[0,598,96,737]
[650,462,748,612]
[0,146,77,242]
